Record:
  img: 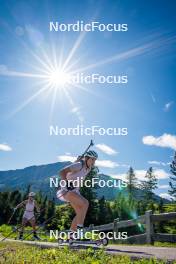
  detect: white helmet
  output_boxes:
[85,150,98,159]
[28,192,36,197]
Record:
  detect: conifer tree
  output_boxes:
[169,152,176,200]
[140,167,158,203]
[126,167,137,198]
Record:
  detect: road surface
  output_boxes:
[4,239,176,263]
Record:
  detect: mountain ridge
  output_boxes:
[0,161,169,202]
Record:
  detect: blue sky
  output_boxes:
[0,0,176,199]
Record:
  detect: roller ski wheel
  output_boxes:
[95,238,108,246]
[95,240,101,246]
[102,238,108,246]
[58,238,73,245]
[69,238,74,245]
[58,238,64,244]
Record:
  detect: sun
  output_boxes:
[48,69,71,86]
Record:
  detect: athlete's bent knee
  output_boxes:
[78,199,89,210]
[83,199,89,210]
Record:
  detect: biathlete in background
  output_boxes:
[14,192,40,240]
[56,150,98,237]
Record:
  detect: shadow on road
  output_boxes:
[68,244,153,257]
[106,247,153,256]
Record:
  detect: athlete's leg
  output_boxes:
[21,218,27,232]
[69,214,77,231]
[64,192,89,229]
[29,218,40,239]
[29,218,36,231]
[19,218,27,238]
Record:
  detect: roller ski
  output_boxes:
[14,230,40,241]
[18,231,23,240]
[32,231,41,241]
[58,237,108,246]
[58,229,108,246]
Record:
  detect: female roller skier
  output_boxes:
[57,150,98,238]
[14,192,40,240]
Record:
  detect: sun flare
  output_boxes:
[48,69,71,86]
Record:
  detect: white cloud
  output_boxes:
[57,155,119,169]
[134,170,147,181]
[0,143,12,152]
[143,133,176,150]
[110,169,170,181]
[158,185,169,189]
[109,173,126,180]
[0,65,39,77]
[57,155,76,162]
[164,101,174,112]
[70,106,84,123]
[96,160,119,168]
[110,172,146,181]
[71,107,80,113]
[148,161,170,166]
[119,163,130,168]
[148,161,161,166]
[136,169,169,180]
[96,143,117,155]
[159,193,173,200]
[65,152,71,155]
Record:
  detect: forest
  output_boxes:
[0,153,176,236]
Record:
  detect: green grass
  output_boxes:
[0,242,175,264]
[0,224,56,242]
[154,242,176,248]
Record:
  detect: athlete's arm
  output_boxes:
[59,162,82,180]
[15,200,26,209]
[59,167,72,180]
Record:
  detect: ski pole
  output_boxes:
[1,208,45,242]
[7,208,17,225]
[76,139,94,161]
[22,214,55,241]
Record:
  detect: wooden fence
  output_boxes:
[86,210,176,244]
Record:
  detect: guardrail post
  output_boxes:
[113,218,119,243]
[145,210,154,244]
